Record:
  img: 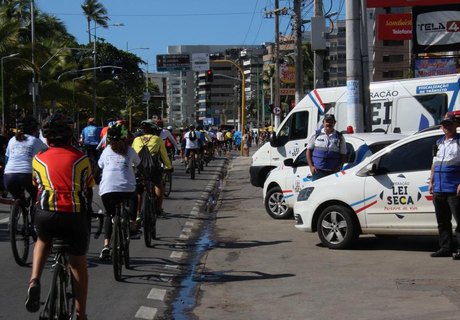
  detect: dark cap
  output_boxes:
[440,113,457,125]
[324,114,336,122]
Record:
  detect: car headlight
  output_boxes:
[297,187,314,202]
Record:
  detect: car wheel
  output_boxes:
[264,186,292,219]
[317,205,359,249]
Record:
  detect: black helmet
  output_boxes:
[42,112,74,141]
[107,121,128,141]
[140,119,159,131]
[17,116,38,134]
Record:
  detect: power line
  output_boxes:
[242,0,260,45]
[46,11,265,17]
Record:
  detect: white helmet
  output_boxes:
[167,125,173,131]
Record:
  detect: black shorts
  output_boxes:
[34,208,89,256]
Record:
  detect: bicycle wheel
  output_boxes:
[122,209,131,269]
[142,192,154,247]
[112,216,123,281]
[10,199,30,266]
[163,172,172,197]
[190,158,196,180]
[48,261,74,320]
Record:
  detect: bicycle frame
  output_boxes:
[41,239,75,319]
[142,179,157,247]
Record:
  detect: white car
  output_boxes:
[294,128,449,249]
[262,133,406,219]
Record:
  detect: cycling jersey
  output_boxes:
[98,145,140,196]
[184,131,200,149]
[32,146,95,213]
[132,134,172,170]
[4,135,47,174]
[81,124,101,146]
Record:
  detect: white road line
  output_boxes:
[147,288,167,301]
[164,264,178,269]
[179,233,190,240]
[185,221,194,227]
[170,251,184,259]
[182,227,192,233]
[135,306,157,319]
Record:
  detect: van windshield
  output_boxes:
[414,94,448,125]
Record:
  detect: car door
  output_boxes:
[288,148,312,199]
[363,134,441,230]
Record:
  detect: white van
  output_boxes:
[250,74,460,188]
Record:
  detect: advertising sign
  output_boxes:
[413,5,460,53]
[191,53,210,72]
[415,58,458,77]
[280,65,295,84]
[156,54,190,72]
[367,0,460,8]
[378,13,412,40]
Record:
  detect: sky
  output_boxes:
[35,1,345,71]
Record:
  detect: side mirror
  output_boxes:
[365,163,378,175]
[284,158,294,167]
[270,134,279,147]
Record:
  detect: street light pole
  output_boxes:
[1,53,19,134]
[72,76,85,134]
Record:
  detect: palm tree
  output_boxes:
[81,0,109,44]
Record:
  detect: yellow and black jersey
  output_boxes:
[32,146,95,213]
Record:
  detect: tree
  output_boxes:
[81,0,109,44]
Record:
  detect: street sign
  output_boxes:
[273,106,281,115]
[191,53,210,72]
[156,54,190,72]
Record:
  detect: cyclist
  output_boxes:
[80,117,101,159]
[132,119,172,216]
[155,119,180,158]
[98,122,140,260]
[4,116,47,205]
[26,112,93,320]
[184,124,201,173]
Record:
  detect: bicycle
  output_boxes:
[40,238,75,320]
[141,179,158,248]
[111,200,131,281]
[10,193,35,266]
[188,149,200,180]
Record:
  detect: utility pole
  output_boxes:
[312,0,325,89]
[264,1,288,130]
[346,0,364,132]
[294,0,304,104]
[274,0,281,130]
[360,0,371,132]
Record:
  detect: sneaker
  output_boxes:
[453,251,460,260]
[430,249,452,257]
[186,168,190,173]
[25,278,40,312]
[99,246,111,261]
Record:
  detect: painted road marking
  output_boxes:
[147,288,167,301]
[135,306,157,319]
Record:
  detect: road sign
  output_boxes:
[280,88,296,96]
[191,53,210,72]
[156,54,190,72]
[273,106,281,115]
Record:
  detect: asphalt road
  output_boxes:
[191,154,460,320]
[0,154,228,320]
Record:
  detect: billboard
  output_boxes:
[413,5,460,53]
[378,13,412,40]
[367,0,460,8]
[156,54,190,72]
[415,57,459,77]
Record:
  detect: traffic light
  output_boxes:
[206,69,213,82]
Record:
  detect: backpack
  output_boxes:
[137,137,160,178]
[189,130,197,141]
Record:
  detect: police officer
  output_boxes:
[429,112,460,259]
[306,114,347,181]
